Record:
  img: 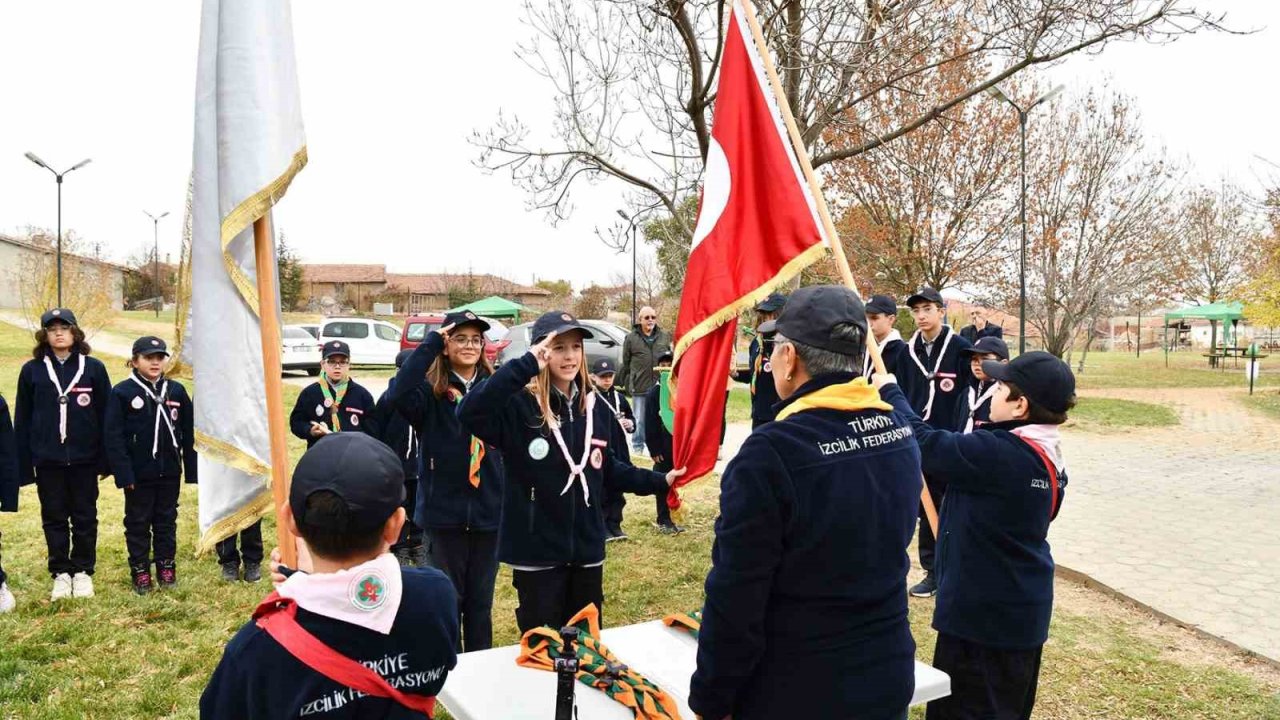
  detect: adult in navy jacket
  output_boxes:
[875,351,1074,720]
[457,311,683,633]
[390,312,505,651]
[690,287,921,720]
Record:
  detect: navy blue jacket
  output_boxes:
[954,378,997,432]
[959,322,1004,344]
[290,379,378,449]
[864,335,908,381]
[0,397,18,512]
[457,352,669,567]
[690,373,921,720]
[15,351,112,483]
[882,382,1066,649]
[593,385,634,467]
[731,337,781,427]
[390,333,504,532]
[104,373,197,489]
[200,566,459,719]
[374,378,420,483]
[642,384,673,473]
[895,326,972,431]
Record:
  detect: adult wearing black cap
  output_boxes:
[864,294,907,379]
[373,349,426,568]
[898,286,972,598]
[690,286,922,720]
[289,340,379,449]
[458,310,685,633]
[956,336,1010,433]
[732,292,787,428]
[874,351,1074,720]
[104,336,197,594]
[389,310,505,651]
[15,307,112,602]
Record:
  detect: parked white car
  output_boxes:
[281,325,322,375]
[319,318,402,366]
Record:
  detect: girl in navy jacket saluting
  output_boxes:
[104,337,197,594]
[458,311,685,633]
[390,310,504,651]
[15,308,112,602]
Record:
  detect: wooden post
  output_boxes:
[737,0,939,538]
[253,215,297,567]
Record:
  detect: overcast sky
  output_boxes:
[1,1,1275,291]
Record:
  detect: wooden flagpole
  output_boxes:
[737,0,940,538]
[253,215,298,567]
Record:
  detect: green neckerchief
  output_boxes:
[319,378,349,431]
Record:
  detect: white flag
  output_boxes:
[192,0,306,554]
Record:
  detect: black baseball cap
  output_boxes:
[443,310,490,333]
[132,336,170,357]
[758,285,867,355]
[41,308,78,328]
[590,358,616,376]
[982,351,1076,414]
[531,310,595,344]
[961,336,1010,361]
[866,295,897,316]
[657,349,674,364]
[906,287,945,308]
[756,292,787,314]
[322,340,351,360]
[290,433,406,532]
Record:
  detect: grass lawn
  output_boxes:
[1240,389,1280,420]
[1066,397,1180,432]
[1071,350,1279,390]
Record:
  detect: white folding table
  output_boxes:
[439,620,950,719]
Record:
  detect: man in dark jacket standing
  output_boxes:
[690,286,921,720]
[959,308,1004,344]
[618,306,673,455]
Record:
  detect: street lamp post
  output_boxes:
[616,209,638,327]
[144,211,171,317]
[24,152,92,307]
[986,84,1063,355]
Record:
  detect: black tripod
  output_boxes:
[554,626,579,720]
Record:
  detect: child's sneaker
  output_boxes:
[131,567,154,595]
[0,582,15,613]
[220,562,241,582]
[51,573,73,601]
[157,563,177,588]
[243,564,263,583]
[71,572,95,598]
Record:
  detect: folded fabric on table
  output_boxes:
[661,609,702,639]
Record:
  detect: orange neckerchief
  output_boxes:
[661,609,702,639]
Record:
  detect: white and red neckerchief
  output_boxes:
[963,381,999,434]
[549,389,596,506]
[129,373,179,457]
[864,329,903,378]
[43,353,86,444]
[905,325,955,421]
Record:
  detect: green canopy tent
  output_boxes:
[447,295,531,323]
[1163,301,1245,367]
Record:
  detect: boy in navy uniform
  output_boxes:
[0,391,18,612]
[863,294,907,378]
[373,350,426,567]
[956,336,1010,433]
[15,308,113,601]
[290,340,379,449]
[875,351,1073,720]
[104,337,198,594]
[896,287,972,597]
[643,351,682,534]
[201,433,459,719]
[691,286,921,720]
[732,292,786,428]
[591,357,635,541]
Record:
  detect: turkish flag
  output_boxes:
[668,1,827,510]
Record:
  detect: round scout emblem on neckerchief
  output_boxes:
[589,447,604,470]
[762,361,772,373]
[315,404,325,417]
[170,407,179,421]
[939,378,955,392]
[528,437,550,460]
[76,393,91,407]
[323,397,333,408]
[131,396,145,410]
[349,571,388,611]
[350,413,360,427]
[59,396,69,405]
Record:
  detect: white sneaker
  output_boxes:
[0,582,14,613]
[71,572,95,598]
[51,573,73,601]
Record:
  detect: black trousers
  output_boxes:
[926,633,1043,720]
[123,479,181,570]
[392,476,425,550]
[36,464,100,577]
[429,528,499,652]
[215,520,264,566]
[918,474,948,572]
[653,459,674,525]
[512,565,604,635]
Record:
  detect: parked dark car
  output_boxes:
[401,313,510,365]
[497,319,628,369]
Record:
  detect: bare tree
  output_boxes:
[1174,180,1261,348]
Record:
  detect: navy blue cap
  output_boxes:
[657,349,674,364]
[906,287,945,308]
[531,310,594,345]
[591,357,616,376]
[394,349,413,368]
[290,433,406,532]
[322,340,351,360]
[866,295,897,316]
[961,336,1010,361]
[756,292,787,314]
[132,336,170,357]
[982,351,1076,414]
[758,285,867,355]
[443,310,490,333]
[41,308,77,328]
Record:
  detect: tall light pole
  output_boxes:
[616,209,638,327]
[986,84,1063,355]
[25,153,92,307]
[144,210,170,317]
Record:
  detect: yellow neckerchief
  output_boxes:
[517,604,682,720]
[774,377,892,421]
